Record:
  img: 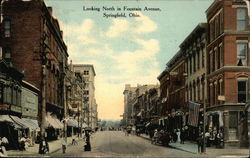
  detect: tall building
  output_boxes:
[123,84,137,126]
[73,64,97,129]
[206,0,249,147]
[1,0,67,139]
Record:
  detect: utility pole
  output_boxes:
[39,64,47,154]
[62,63,67,144]
[80,87,83,137]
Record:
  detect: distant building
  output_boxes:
[123,84,137,126]
[73,64,98,129]
[123,84,158,126]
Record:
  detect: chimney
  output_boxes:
[47,7,53,15]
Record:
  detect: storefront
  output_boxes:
[45,112,63,140]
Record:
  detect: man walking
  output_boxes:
[61,137,67,154]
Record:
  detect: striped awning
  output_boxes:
[45,115,63,129]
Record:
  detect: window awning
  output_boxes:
[23,118,40,130]
[67,119,78,127]
[9,115,32,129]
[0,115,14,123]
[45,115,63,129]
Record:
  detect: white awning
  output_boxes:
[45,115,63,129]
[23,118,40,130]
[0,115,14,123]
[67,119,78,127]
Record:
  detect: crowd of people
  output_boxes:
[124,124,224,154]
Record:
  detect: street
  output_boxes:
[50,131,195,157]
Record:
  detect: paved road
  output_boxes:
[50,131,196,157]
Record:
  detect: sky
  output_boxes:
[44,0,214,120]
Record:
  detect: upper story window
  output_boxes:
[237,7,247,30]
[238,79,247,103]
[209,21,214,42]
[83,70,89,75]
[237,42,247,66]
[83,90,89,95]
[4,19,11,38]
[3,47,11,62]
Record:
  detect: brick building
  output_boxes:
[206,0,249,147]
[1,0,68,139]
[179,23,207,140]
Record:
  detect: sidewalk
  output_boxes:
[7,136,83,157]
[139,134,249,157]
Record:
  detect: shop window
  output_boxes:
[237,43,247,66]
[4,19,11,38]
[238,80,247,103]
[229,111,238,140]
[237,8,247,30]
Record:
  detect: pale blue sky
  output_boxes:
[45,0,213,120]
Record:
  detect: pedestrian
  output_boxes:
[0,145,7,157]
[19,136,26,151]
[61,137,67,154]
[84,131,91,151]
[176,129,181,143]
[216,130,223,148]
[172,129,177,143]
[197,133,203,154]
[205,131,211,147]
[180,128,185,144]
[152,129,159,144]
[72,137,77,145]
[39,137,49,154]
